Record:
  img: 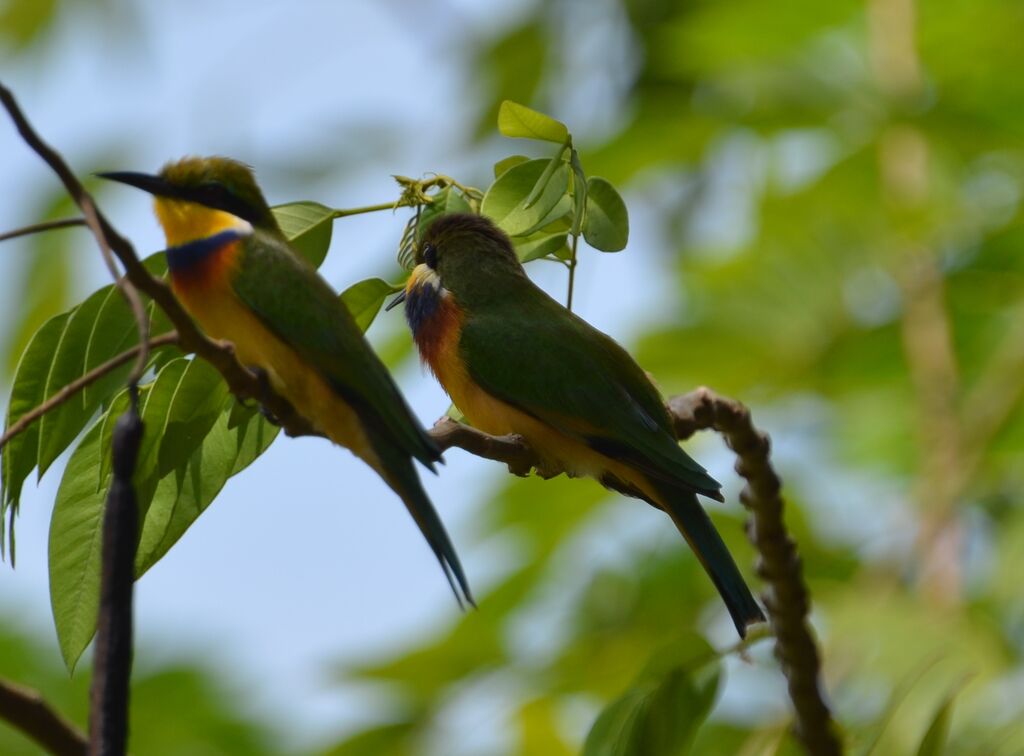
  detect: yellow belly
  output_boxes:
[436,350,646,490]
[173,278,378,467]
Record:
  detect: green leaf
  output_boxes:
[481,158,572,237]
[2,311,71,521]
[513,229,569,263]
[494,155,530,178]
[324,722,414,756]
[135,358,228,489]
[272,201,335,268]
[497,100,569,144]
[51,396,280,671]
[0,0,59,49]
[136,397,279,576]
[583,636,721,756]
[583,177,629,252]
[48,420,106,671]
[915,682,967,756]
[341,278,402,333]
[31,252,174,484]
[36,287,136,477]
[156,365,228,479]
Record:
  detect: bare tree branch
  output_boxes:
[0,679,87,756]
[0,332,178,455]
[0,217,87,243]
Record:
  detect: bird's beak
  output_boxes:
[96,171,180,199]
[384,289,407,311]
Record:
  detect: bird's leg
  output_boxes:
[246,365,281,426]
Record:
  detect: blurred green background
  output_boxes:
[2,0,1023,753]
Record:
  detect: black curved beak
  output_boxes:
[385,290,407,311]
[96,171,179,199]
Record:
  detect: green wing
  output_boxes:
[231,230,438,468]
[459,286,721,498]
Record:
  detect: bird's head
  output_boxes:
[99,156,277,246]
[389,213,526,323]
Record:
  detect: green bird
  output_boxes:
[391,213,763,635]
[99,157,472,606]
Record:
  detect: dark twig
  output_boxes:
[0,679,87,756]
[0,332,178,454]
[669,388,842,756]
[0,217,87,242]
[0,82,316,439]
[88,388,142,756]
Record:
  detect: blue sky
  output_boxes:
[0,2,691,748]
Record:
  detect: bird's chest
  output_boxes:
[168,241,290,394]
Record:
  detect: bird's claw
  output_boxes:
[247,365,281,426]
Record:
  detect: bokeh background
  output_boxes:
[2,0,1023,753]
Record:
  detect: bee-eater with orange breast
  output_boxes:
[391,213,763,636]
[99,157,472,606]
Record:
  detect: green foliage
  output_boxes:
[0,620,281,755]
[271,201,336,267]
[583,635,721,756]
[498,100,570,144]
[340,277,402,332]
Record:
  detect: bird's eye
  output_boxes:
[423,242,438,269]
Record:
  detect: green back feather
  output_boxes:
[231,230,439,468]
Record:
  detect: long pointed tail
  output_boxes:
[376,449,474,608]
[654,483,764,636]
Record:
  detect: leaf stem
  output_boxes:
[566,232,580,311]
[332,201,403,219]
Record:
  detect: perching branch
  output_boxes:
[0,82,316,440]
[0,332,178,455]
[430,418,536,477]
[432,388,842,756]
[0,679,88,756]
[0,217,87,242]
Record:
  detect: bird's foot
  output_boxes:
[246,365,281,426]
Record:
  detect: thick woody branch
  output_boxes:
[0,82,316,440]
[433,388,841,756]
[0,679,87,756]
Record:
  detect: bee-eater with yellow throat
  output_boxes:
[100,157,472,606]
[392,213,763,635]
